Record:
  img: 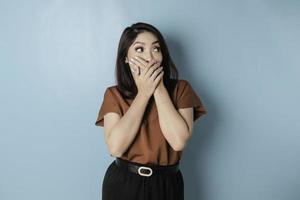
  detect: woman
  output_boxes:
[95,22,207,200]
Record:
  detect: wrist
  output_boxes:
[155,84,166,95]
[136,92,150,104]
[156,100,169,106]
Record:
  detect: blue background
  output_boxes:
[1,0,300,200]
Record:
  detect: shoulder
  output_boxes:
[104,85,118,95]
[174,79,192,92]
[103,85,126,104]
[106,85,118,91]
[177,79,189,85]
[101,85,118,101]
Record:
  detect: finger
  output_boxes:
[145,62,161,78]
[150,66,163,81]
[133,56,148,69]
[140,60,158,77]
[154,70,164,85]
[129,61,139,73]
[130,57,145,71]
[129,64,139,75]
[130,66,136,74]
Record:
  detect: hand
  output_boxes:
[155,72,165,91]
[128,56,164,99]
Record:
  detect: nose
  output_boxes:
[145,56,154,63]
[144,51,155,63]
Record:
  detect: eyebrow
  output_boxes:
[133,40,159,45]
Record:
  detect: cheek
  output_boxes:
[126,52,132,59]
[155,55,163,64]
[126,49,136,59]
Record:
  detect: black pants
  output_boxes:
[102,158,184,200]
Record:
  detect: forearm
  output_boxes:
[109,93,149,156]
[154,86,190,151]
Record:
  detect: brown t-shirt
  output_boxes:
[95,79,207,165]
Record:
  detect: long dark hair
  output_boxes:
[115,22,179,100]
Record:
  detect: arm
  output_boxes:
[153,84,193,151]
[104,93,149,157]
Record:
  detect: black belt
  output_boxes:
[115,157,180,177]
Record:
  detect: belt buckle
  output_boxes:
[138,166,153,177]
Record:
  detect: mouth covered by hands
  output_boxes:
[128,56,164,98]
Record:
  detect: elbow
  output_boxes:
[110,152,123,158]
[172,133,191,151]
[108,141,124,157]
[107,140,124,158]
[172,141,186,151]
[109,147,123,157]
[106,130,124,157]
[172,144,184,151]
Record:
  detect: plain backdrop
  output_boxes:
[1,0,300,200]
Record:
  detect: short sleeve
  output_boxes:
[176,80,207,121]
[95,87,123,127]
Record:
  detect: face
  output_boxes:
[126,31,163,76]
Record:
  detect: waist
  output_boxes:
[114,157,180,177]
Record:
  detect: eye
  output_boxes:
[134,46,161,53]
[135,46,143,52]
[154,46,161,52]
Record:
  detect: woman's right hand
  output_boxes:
[129,56,164,99]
